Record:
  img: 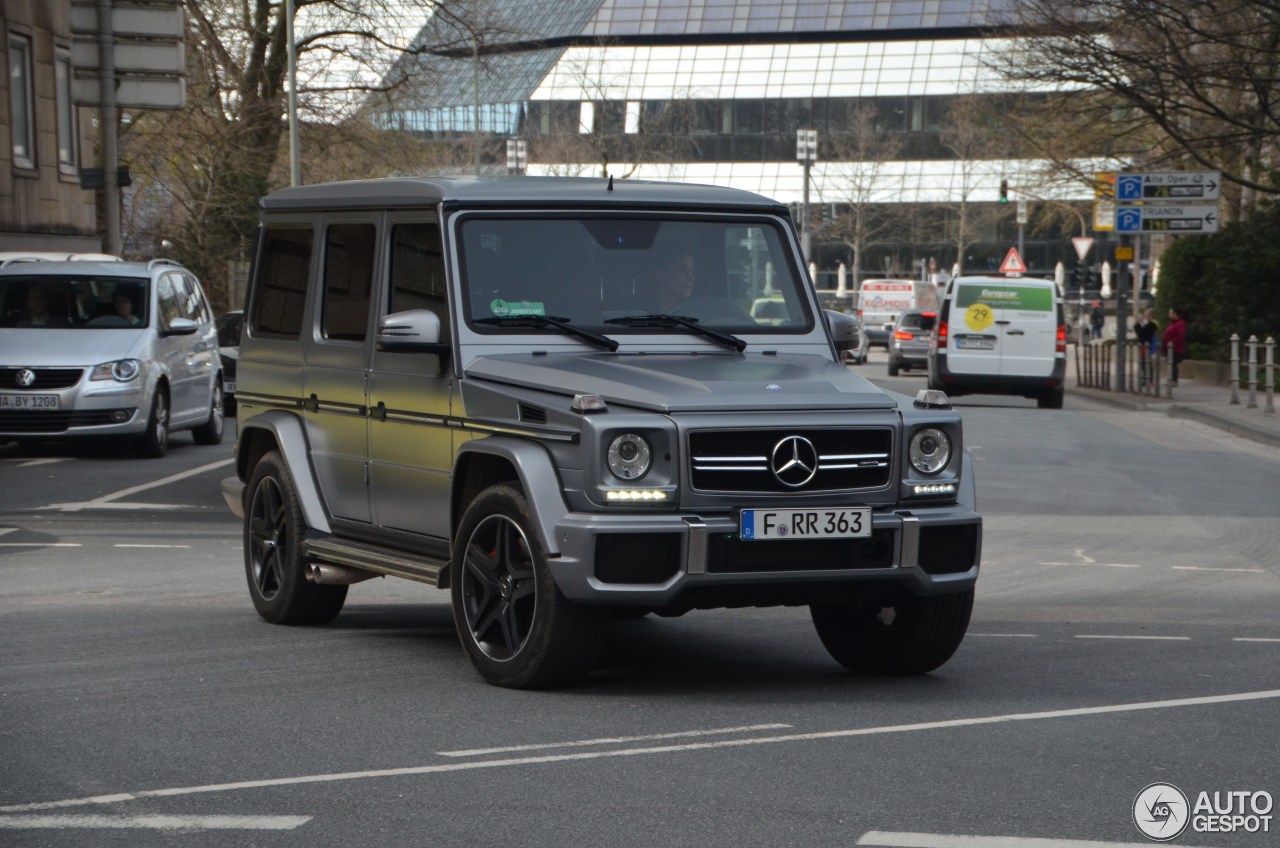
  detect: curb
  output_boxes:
[1166,404,1280,451]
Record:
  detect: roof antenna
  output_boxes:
[607,174,613,192]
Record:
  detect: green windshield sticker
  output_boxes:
[955,284,1053,312]
[489,298,546,317]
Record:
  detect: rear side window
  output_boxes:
[251,227,313,338]
[322,223,376,342]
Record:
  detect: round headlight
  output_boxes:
[909,427,951,475]
[111,359,141,382]
[607,433,652,480]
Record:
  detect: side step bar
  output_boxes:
[301,536,447,587]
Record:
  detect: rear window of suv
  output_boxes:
[898,312,935,331]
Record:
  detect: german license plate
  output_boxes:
[740,508,871,540]
[956,337,996,350]
[225,380,236,394]
[0,393,59,410]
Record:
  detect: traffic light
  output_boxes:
[1074,260,1087,292]
[999,179,1009,204]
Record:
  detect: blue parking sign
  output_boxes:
[1117,175,1143,200]
[1116,207,1142,232]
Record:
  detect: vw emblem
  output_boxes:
[770,435,818,488]
[15,369,36,388]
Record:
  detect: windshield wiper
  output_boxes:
[604,313,746,352]
[474,315,618,352]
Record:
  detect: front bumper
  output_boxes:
[0,381,147,437]
[547,504,981,607]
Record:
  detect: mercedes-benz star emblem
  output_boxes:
[16,369,36,388]
[770,435,818,487]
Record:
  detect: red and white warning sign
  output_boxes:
[999,247,1027,275]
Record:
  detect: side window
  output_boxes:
[156,274,181,331]
[251,227,312,338]
[171,274,204,322]
[321,223,376,342]
[389,222,449,343]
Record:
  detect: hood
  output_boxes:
[464,352,898,413]
[0,328,147,367]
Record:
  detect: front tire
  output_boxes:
[244,451,347,625]
[810,588,973,675]
[192,381,225,445]
[451,484,606,688]
[135,384,170,458]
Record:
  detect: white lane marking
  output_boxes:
[16,458,68,468]
[1072,548,1096,564]
[1038,562,1140,568]
[3,688,1278,814]
[0,528,17,537]
[0,814,310,831]
[113,544,192,549]
[966,633,1038,638]
[439,723,793,758]
[1234,637,1280,643]
[1075,635,1191,641]
[1172,566,1266,573]
[856,831,1221,848]
[43,458,233,512]
[43,502,189,512]
[0,543,82,548]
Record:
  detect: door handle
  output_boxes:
[995,320,1012,325]
[1006,329,1025,336]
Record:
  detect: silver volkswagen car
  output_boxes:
[0,257,224,456]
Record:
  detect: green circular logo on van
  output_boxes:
[490,298,510,316]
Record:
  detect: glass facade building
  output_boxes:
[379,0,1095,278]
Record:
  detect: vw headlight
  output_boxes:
[90,359,141,382]
[607,433,652,480]
[909,428,951,475]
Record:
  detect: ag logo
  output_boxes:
[1134,782,1189,841]
[964,303,994,332]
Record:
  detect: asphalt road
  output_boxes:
[2,366,1278,848]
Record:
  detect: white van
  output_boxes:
[928,275,1067,409]
[857,279,938,347]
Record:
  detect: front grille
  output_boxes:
[918,524,979,574]
[689,428,892,493]
[707,529,895,573]
[0,368,84,390]
[0,409,135,433]
[594,533,681,584]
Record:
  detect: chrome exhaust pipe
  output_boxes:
[307,562,379,585]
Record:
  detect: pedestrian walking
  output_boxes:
[1134,307,1158,386]
[1090,300,1105,340]
[1162,307,1187,385]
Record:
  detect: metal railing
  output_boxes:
[1075,339,1164,396]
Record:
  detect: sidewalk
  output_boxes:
[1066,375,1280,450]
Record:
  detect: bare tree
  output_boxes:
[936,95,1015,274]
[997,0,1280,219]
[815,105,905,288]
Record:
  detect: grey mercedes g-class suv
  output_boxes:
[222,176,981,688]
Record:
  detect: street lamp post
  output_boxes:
[796,129,818,262]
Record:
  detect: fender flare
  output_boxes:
[453,436,569,556]
[238,410,331,534]
[958,449,978,513]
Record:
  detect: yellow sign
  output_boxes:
[1093,200,1116,232]
[1115,246,1134,260]
[1094,172,1116,199]
[965,302,995,332]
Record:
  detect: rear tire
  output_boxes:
[452,484,606,688]
[244,451,347,625]
[192,381,225,445]
[1038,386,1064,409]
[810,588,973,675]
[887,359,900,376]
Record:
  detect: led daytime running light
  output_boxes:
[605,490,668,502]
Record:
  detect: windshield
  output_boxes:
[458,215,811,336]
[0,275,149,329]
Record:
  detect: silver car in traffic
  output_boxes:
[0,257,224,455]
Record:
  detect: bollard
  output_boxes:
[1247,335,1258,409]
[1266,336,1275,415]
[1153,347,1161,397]
[1229,333,1240,405]
[1165,342,1174,399]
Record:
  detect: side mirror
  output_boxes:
[824,309,859,357]
[164,317,199,336]
[376,309,449,355]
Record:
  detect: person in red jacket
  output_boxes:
[1162,307,1187,384]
